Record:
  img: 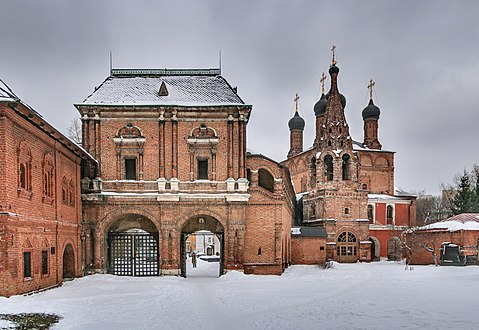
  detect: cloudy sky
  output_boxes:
[1,0,478,195]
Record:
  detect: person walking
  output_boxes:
[191,251,197,268]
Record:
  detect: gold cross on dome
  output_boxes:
[331,45,337,66]
[368,79,375,100]
[320,72,327,94]
[294,93,300,113]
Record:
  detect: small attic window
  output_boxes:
[159,81,168,96]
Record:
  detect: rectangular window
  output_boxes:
[42,250,48,275]
[24,252,31,278]
[125,159,137,180]
[197,159,208,180]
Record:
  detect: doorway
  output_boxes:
[180,215,224,278]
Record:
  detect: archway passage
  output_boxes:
[63,243,75,279]
[336,231,358,263]
[369,236,381,261]
[108,214,159,276]
[180,215,224,278]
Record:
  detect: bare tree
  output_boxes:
[68,117,82,144]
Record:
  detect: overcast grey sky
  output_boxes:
[1,0,478,195]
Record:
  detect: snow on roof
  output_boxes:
[419,213,479,232]
[79,70,247,107]
[352,140,393,153]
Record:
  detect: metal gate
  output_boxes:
[108,232,159,276]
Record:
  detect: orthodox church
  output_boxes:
[283,49,416,262]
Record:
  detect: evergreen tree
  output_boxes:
[451,171,473,215]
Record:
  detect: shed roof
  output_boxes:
[292,226,328,238]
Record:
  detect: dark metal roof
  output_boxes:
[292,226,328,238]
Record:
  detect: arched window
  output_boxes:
[362,183,368,190]
[258,168,274,192]
[342,154,350,180]
[344,207,350,215]
[387,205,394,225]
[18,143,32,193]
[62,177,68,204]
[43,154,54,201]
[310,157,316,187]
[367,205,374,223]
[324,155,333,181]
[336,231,357,258]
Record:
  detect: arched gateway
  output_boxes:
[107,214,159,276]
[180,215,224,278]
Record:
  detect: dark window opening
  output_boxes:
[367,205,374,223]
[342,154,350,180]
[19,163,26,189]
[387,205,394,225]
[344,207,349,215]
[125,158,137,180]
[42,250,48,275]
[197,159,208,180]
[310,157,317,188]
[258,247,262,256]
[328,140,332,147]
[324,155,333,181]
[362,183,368,190]
[320,246,325,251]
[24,252,31,278]
[311,204,316,218]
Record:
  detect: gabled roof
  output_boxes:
[419,213,479,232]
[77,68,248,107]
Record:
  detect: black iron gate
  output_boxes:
[108,232,159,276]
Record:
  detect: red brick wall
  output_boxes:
[0,102,83,297]
[375,203,386,225]
[291,237,326,265]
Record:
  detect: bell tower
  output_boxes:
[287,93,305,158]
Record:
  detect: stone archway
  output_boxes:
[107,214,159,276]
[369,236,381,261]
[62,243,75,279]
[180,215,224,278]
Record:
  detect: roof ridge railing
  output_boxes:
[111,68,221,77]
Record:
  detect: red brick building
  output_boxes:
[283,56,416,263]
[77,69,294,277]
[406,213,479,265]
[0,81,95,297]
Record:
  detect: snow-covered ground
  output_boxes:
[1,260,479,329]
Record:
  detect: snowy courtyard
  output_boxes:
[1,260,479,330]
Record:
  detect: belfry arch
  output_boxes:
[107,214,160,276]
[180,215,225,278]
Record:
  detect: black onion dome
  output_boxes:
[362,99,381,120]
[325,92,347,109]
[329,64,340,75]
[314,93,327,116]
[288,111,305,131]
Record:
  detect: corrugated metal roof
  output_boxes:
[80,72,246,107]
[292,226,328,238]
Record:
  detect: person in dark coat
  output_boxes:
[191,252,197,268]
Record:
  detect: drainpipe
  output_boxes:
[54,141,59,285]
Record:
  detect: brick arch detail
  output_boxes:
[99,207,161,233]
[334,227,359,241]
[176,209,227,232]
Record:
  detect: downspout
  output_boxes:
[54,141,59,285]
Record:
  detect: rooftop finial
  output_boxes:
[331,45,337,67]
[294,93,300,113]
[320,72,327,94]
[368,79,375,100]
